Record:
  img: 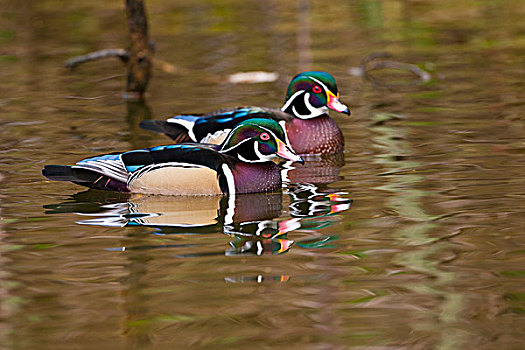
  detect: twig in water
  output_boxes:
[65,49,129,69]
[61,95,108,100]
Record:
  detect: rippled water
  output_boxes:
[1,1,524,349]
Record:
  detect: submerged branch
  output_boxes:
[63,0,153,100]
[352,52,432,89]
[65,49,128,69]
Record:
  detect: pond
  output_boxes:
[1,0,524,349]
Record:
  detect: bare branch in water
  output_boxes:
[61,95,109,100]
[65,49,129,69]
[63,0,153,100]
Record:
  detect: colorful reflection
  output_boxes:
[44,181,351,257]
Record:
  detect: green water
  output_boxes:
[1,0,524,349]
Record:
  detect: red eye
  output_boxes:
[312,85,322,93]
[260,132,270,141]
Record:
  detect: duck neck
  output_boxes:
[230,161,281,194]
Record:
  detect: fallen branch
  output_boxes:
[65,49,128,69]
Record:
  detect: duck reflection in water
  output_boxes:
[281,152,345,185]
[44,180,351,256]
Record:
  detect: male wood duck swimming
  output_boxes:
[42,119,303,195]
[140,71,350,155]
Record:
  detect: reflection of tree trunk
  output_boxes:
[0,174,11,349]
[126,100,152,149]
[122,248,153,349]
[297,0,311,71]
[371,113,464,349]
[125,0,153,98]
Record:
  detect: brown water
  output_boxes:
[1,1,524,349]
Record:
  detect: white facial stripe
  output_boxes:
[304,93,325,117]
[254,141,276,162]
[309,76,330,94]
[237,153,251,162]
[220,136,252,153]
[283,75,334,114]
[257,125,282,142]
[283,77,332,120]
[291,93,328,119]
[281,90,304,112]
[292,105,328,119]
[219,122,250,151]
[220,122,277,152]
[222,123,287,158]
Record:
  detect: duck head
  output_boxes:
[220,118,304,164]
[281,71,350,119]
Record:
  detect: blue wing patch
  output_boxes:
[77,153,120,165]
[165,107,276,143]
[214,116,235,123]
[149,144,185,152]
[125,165,143,173]
[167,114,201,123]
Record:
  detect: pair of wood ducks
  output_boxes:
[43,71,350,195]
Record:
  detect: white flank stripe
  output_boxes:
[221,164,236,195]
[223,163,236,225]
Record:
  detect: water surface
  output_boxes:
[1,1,524,349]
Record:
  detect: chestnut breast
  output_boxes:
[285,116,344,155]
[232,162,281,194]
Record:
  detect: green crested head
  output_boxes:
[219,118,303,164]
[220,118,285,150]
[286,71,338,100]
[282,71,350,118]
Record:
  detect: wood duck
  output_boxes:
[42,118,303,195]
[140,71,350,155]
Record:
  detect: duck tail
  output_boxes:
[42,165,129,192]
[139,120,192,143]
